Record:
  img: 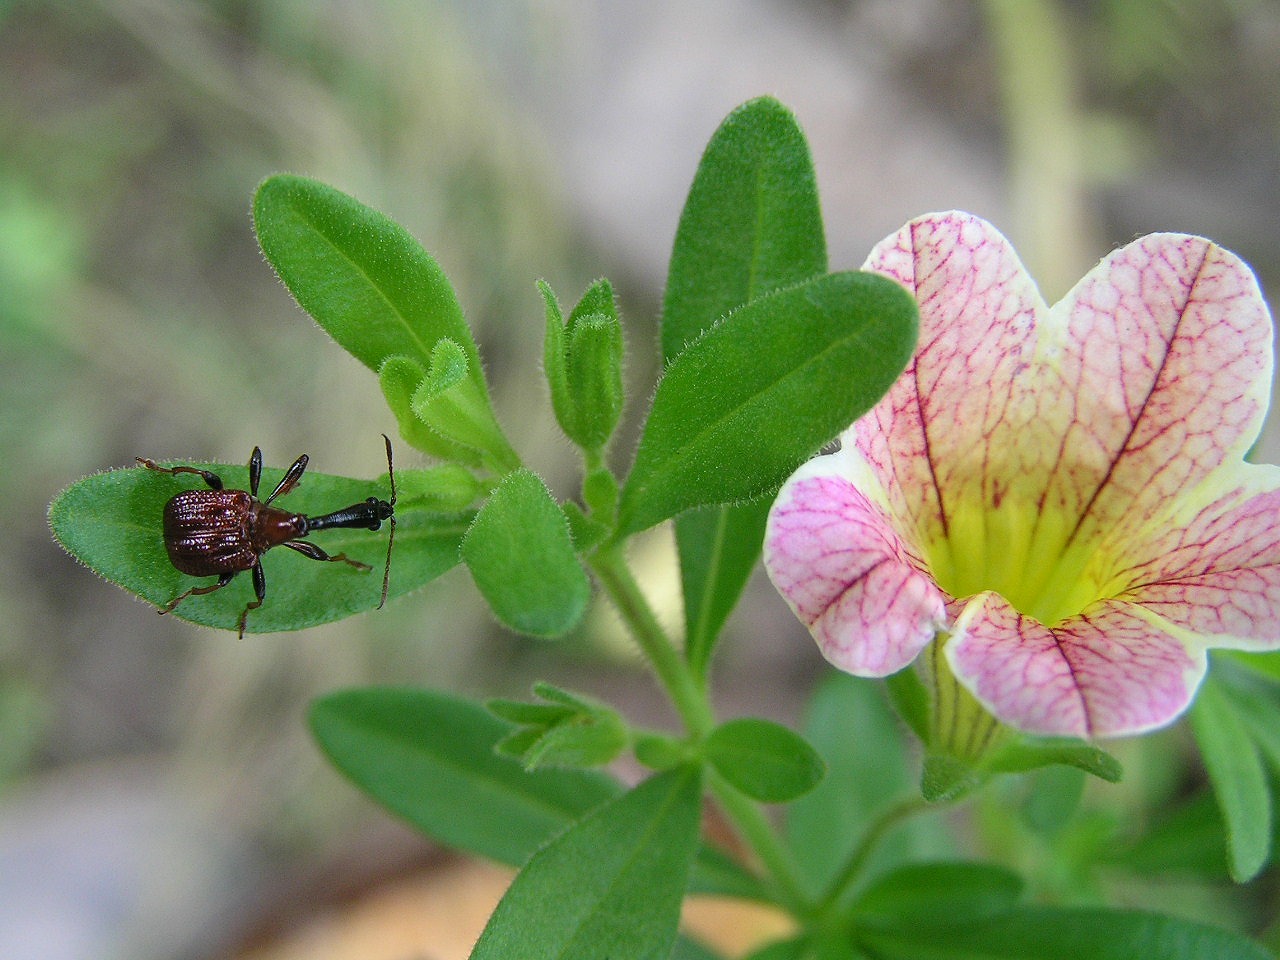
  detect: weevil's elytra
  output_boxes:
[137,435,397,639]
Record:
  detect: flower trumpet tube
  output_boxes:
[765,212,1279,739]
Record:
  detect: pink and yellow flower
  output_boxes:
[764,212,1279,739]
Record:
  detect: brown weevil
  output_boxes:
[137,435,397,638]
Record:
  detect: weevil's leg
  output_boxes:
[283,539,372,571]
[248,447,263,498]
[264,454,309,505]
[237,563,267,640]
[136,458,224,491]
[160,571,235,614]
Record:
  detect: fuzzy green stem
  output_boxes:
[817,796,935,915]
[709,773,811,914]
[589,544,713,738]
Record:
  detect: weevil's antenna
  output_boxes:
[379,433,396,609]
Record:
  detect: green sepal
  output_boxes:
[985,736,1123,783]
[410,339,521,472]
[921,753,984,804]
[565,313,624,449]
[705,717,826,804]
[884,667,931,744]
[461,469,591,637]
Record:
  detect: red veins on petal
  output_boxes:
[764,463,946,677]
[949,595,1203,738]
[851,215,1045,550]
[1120,476,1280,647]
[1052,235,1273,554]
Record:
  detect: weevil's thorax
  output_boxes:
[249,501,309,553]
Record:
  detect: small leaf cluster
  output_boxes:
[47,95,1280,959]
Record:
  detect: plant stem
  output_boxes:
[709,773,810,914]
[589,544,713,738]
[817,795,934,914]
[589,542,814,913]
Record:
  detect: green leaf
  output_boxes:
[672,936,727,960]
[662,97,827,673]
[253,175,483,383]
[48,458,466,636]
[687,843,772,903]
[461,469,591,637]
[309,687,620,866]
[469,767,703,960]
[856,907,1273,959]
[852,862,1024,928]
[661,96,826,360]
[787,675,929,899]
[985,737,1123,783]
[1189,676,1272,882]
[677,502,770,677]
[706,717,825,804]
[1221,649,1280,685]
[254,174,510,466]
[617,271,918,537]
[392,464,483,512]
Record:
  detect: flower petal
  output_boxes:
[764,447,946,676]
[948,593,1205,738]
[1048,232,1273,554]
[854,212,1273,582]
[851,212,1046,554]
[1119,467,1280,649]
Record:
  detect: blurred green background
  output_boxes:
[3,1,1279,958]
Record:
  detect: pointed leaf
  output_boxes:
[462,469,590,637]
[469,767,703,960]
[661,96,826,358]
[618,271,918,536]
[379,355,479,463]
[678,501,771,677]
[49,459,466,635]
[663,97,827,671]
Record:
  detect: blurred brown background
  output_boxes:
[2,1,1278,958]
